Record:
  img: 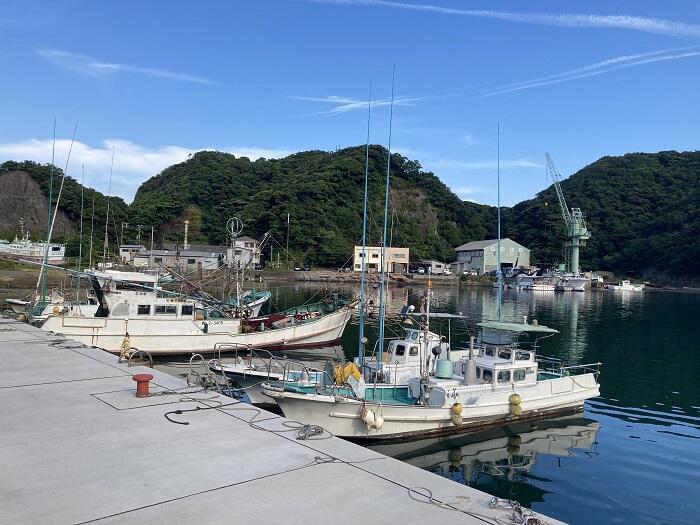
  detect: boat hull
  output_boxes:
[266,373,599,441]
[40,307,352,355]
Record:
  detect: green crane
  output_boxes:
[545,153,591,275]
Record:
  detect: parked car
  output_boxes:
[293,266,302,271]
[461,269,477,276]
[417,267,425,274]
[443,268,452,276]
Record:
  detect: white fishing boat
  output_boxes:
[0,220,65,264]
[40,270,352,355]
[555,274,588,292]
[606,279,644,292]
[262,318,601,440]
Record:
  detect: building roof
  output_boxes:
[454,238,527,252]
[234,236,258,243]
[119,244,146,249]
[162,243,227,253]
[136,250,224,258]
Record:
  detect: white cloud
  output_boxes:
[457,135,477,148]
[428,158,541,170]
[0,139,292,202]
[451,185,478,196]
[290,94,421,116]
[480,46,700,97]
[37,49,215,85]
[315,1,700,39]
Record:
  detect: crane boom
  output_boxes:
[545,153,591,275]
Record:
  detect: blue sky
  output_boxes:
[1,0,700,205]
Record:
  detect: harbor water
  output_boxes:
[3,281,698,524]
[198,282,700,525]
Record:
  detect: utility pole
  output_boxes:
[286,213,290,270]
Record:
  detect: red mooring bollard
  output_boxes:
[133,373,154,398]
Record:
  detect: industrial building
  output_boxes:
[451,238,530,275]
[353,246,409,273]
[118,244,147,264]
[133,246,225,271]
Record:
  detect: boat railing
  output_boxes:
[537,356,601,377]
[279,359,334,392]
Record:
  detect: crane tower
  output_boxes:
[545,153,591,275]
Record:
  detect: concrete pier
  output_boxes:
[0,318,562,524]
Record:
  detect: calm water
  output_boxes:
[4,281,698,523]
[227,282,700,525]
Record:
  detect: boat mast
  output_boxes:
[41,119,56,304]
[77,163,85,298]
[377,66,395,370]
[88,195,95,269]
[496,123,502,323]
[102,145,114,265]
[36,121,78,302]
[357,80,372,365]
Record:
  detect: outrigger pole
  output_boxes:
[377,66,396,371]
[357,80,372,365]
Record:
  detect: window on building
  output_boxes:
[187,258,196,264]
[154,257,162,263]
[181,305,193,316]
[355,264,361,269]
[513,369,526,381]
[371,253,379,258]
[155,305,177,315]
[394,344,406,356]
[137,305,151,315]
[497,371,511,383]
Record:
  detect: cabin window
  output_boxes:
[52,246,61,251]
[497,371,511,383]
[514,369,526,381]
[137,305,151,315]
[155,305,177,315]
[181,305,193,316]
[485,347,495,357]
[409,346,419,356]
[187,258,196,264]
[476,366,482,379]
[394,344,406,356]
[516,351,531,360]
[498,349,512,360]
[482,369,493,382]
[154,257,162,263]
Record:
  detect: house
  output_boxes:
[451,238,530,275]
[353,246,409,273]
[227,236,262,269]
[133,248,225,271]
[118,244,146,264]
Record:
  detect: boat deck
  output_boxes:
[0,318,562,524]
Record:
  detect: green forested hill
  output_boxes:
[130,146,497,266]
[506,151,700,280]
[3,149,699,281]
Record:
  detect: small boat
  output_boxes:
[262,318,601,441]
[224,289,271,318]
[0,220,65,265]
[605,279,644,292]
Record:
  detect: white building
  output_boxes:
[133,248,225,271]
[417,260,449,275]
[119,244,146,264]
[227,236,262,269]
[353,246,409,273]
[451,238,530,275]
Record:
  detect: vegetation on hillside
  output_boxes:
[506,151,700,280]
[130,146,497,267]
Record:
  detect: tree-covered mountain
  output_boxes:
[506,151,700,281]
[3,148,699,282]
[0,160,129,260]
[129,146,497,267]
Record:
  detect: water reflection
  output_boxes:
[367,415,599,506]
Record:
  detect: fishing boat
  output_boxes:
[0,220,65,264]
[605,279,644,292]
[224,289,271,318]
[262,318,601,440]
[39,270,352,355]
[555,274,588,292]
